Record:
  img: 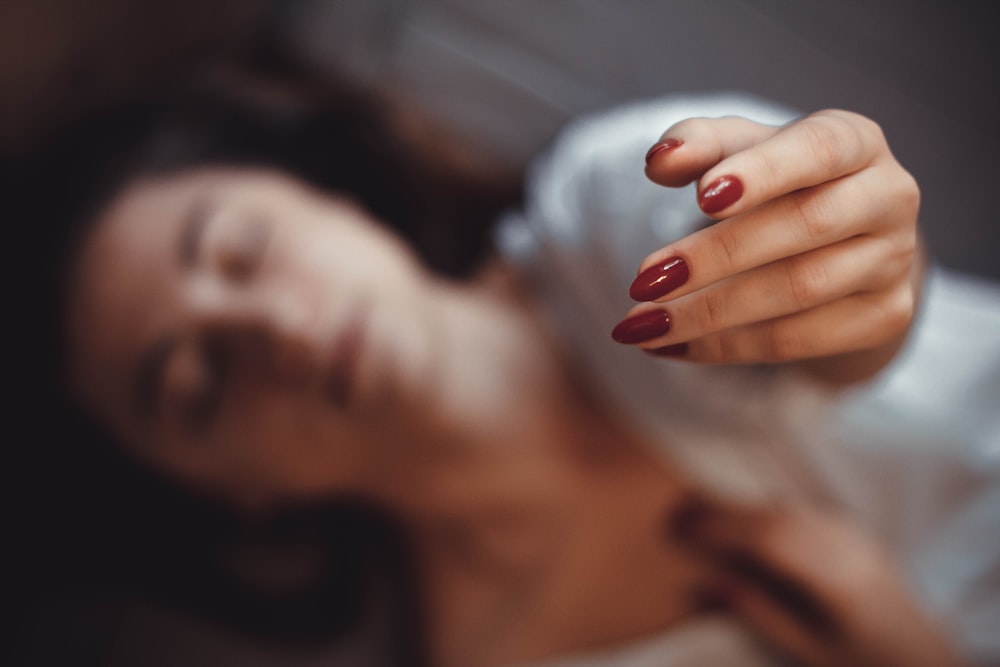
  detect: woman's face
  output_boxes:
[68,167,446,508]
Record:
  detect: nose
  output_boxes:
[188,287,317,386]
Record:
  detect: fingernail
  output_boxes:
[629,256,689,301]
[645,342,689,358]
[698,175,744,214]
[644,137,683,165]
[611,310,672,344]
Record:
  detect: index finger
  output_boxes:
[644,115,780,187]
[692,109,886,218]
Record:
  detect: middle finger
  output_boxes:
[629,163,906,304]
[612,235,901,348]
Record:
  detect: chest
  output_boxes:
[419,468,703,667]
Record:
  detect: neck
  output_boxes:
[349,269,707,665]
[402,370,702,666]
[353,258,694,550]
[362,266,578,513]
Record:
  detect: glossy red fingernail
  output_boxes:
[644,137,683,165]
[646,343,689,358]
[611,310,672,344]
[629,257,689,301]
[698,175,744,214]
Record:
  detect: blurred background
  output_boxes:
[4,1,998,665]
[4,0,999,278]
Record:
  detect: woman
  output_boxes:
[21,60,995,666]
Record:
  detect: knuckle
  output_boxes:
[798,115,849,172]
[697,330,748,364]
[716,331,746,364]
[712,227,750,269]
[882,287,915,336]
[886,231,917,271]
[697,335,726,364]
[700,290,731,331]
[790,187,837,241]
[763,321,808,362]
[872,244,911,289]
[843,109,881,141]
[860,288,914,347]
[874,162,920,222]
[893,169,921,218]
[748,143,785,192]
[815,108,882,151]
[785,255,831,310]
[698,334,729,364]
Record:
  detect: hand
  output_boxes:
[673,499,967,667]
[612,110,923,385]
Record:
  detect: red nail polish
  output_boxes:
[611,310,672,344]
[646,343,689,358]
[699,175,744,214]
[630,257,689,301]
[645,137,683,165]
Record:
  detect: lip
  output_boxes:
[323,305,370,408]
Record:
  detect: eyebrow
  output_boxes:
[132,333,179,421]
[179,197,213,266]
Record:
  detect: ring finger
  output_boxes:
[611,235,903,349]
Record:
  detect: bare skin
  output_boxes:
[67,168,713,666]
[676,499,967,667]
[411,407,707,666]
[633,110,922,384]
[64,107,946,666]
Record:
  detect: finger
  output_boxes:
[645,115,780,187]
[629,162,915,303]
[673,498,883,610]
[695,109,888,218]
[680,285,915,365]
[616,235,906,350]
[723,553,844,638]
[712,576,836,667]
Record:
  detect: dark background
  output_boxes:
[5,0,996,279]
[4,2,998,665]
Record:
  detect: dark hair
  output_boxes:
[24,56,523,277]
[8,58,521,664]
